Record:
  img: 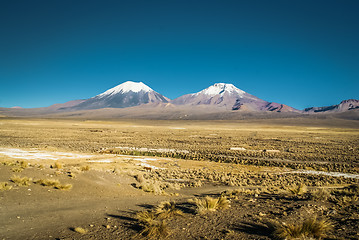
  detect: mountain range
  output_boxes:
[0,81,358,119]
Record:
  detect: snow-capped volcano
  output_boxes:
[172,83,260,107]
[195,83,246,97]
[96,81,153,97]
[172,83,298,112]
[69,81,169,110]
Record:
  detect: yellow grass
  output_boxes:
[35,179,72,190]
[193,196,230,214]
[0,182,12,191]
[73,227,88,234]
[10,175,32,186]
[273,216,333,239]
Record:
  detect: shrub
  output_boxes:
[11,167,24,173]
[19,160,28,169]
[35,179,60,187]
[155,201,183,219]
[272,216,333,239]
[51,162,62,169]
[139,219,169,239]
[193,196,230,214]
[55,183,73,190]
[136,210,158,224]
[136,210,170,239]
[311,188,331,201]
[73,227,88,234]
[288,183,307,196]
[343,184,359,195]
[35,179,72,190]
[0,182,12,191]
[80,165,90,171]
[136,180,164,195]
[10,175,32,186]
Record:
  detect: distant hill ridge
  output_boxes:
[1,81,358,119]
[304,99,359,113]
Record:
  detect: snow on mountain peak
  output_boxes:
[196,83,246,96]
[97,81,153,97]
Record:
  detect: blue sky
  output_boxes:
[1,0,358,110]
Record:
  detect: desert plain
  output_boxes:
[0,117,358,239]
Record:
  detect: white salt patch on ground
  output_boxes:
[133,158,158,161]
[291,170,359,179]
[230,147,247,151]
[112,146,189,154]
[132,157,163,169]
[87,159,114,163]
[139,163,161,169]
[0,148,94,161]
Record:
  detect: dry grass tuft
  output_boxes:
[10,175,32,186]
[335,195,358,205]
[11,167,24,173]
[35,178,72,190]
[193,196,230,214]
[73,227,88,234]
[136,210,170,239]
[136,180,164,195]
[272,216,333,239]
[35,178,60,187]
[139,219,169,239]
[80,165,90,171]
[55,183,73,190]
[1,161,14,166]
[288,183,307,196]
[135,202,183,239]
[0,182,12,191]
[51,162,63,169]
[19,160,28,169]
[343,184,359,195]
[155,201,183,219]
[136,210,158,224]
[135,173,146,184]
[311,188,331,201]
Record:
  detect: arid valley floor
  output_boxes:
[0,118,358,240]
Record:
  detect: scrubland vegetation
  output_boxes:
[0,118,358,239]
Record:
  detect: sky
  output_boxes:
[0,0,358,110]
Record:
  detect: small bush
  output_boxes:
[10,175,32,186]
[311,188,331,201]
[136,210,158,224]
[55,183,73,190]
[80,165,90,171]
[343,184,359,196]
[288,183,307,196]
[19,160,28,169]
[135,173,146,184]
[135,179,164,195]
[73,227,88,234]
[272,216,333,239]
[193,196,230,214]
[35,179,60,187]
[51,162,62,169]
[155,201,183,219]
[335,195,358,205]
[136,210,170,239]
[0,182,12,191]
[11,167,24,173]
[139,219,169,239]
[35,179,72,190]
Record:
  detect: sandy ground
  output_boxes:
[1,148,358,239]
[0,119,358,239]
[0,148,275,239]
